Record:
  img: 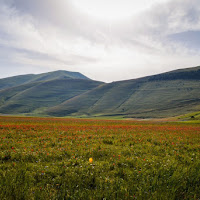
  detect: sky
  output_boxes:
[0,0,200,82]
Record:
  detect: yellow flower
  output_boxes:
[89,158,93,163]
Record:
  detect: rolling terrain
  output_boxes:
[0,66,200,118]
[46,66,200,118]
[0,70,89,90]
[0,71,102,114]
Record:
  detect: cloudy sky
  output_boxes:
[0,0,200,82]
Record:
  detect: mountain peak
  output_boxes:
[0,70,90,90]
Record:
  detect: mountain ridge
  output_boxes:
[46,66,200,118]
[0,66,200,118]
[0,70,90,90]
[0,70,102,114]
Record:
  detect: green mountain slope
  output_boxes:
[0,74,35,91]
[46,66,200,118]
[178,111,200,121]
[0,78,102,114]
[0,70,89,90]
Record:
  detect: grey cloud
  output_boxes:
[118,0,200,55]
[145,0,200,35]
[168,31,200,50]
[0,42,98,66]
[5,0,107,42]
[0,0,200,82]
[2,0,200,46]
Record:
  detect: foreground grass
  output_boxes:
[0,116,200,199]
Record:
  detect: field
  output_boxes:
[0,116,200,199]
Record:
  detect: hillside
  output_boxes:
[0,70,89,90]
[0,66,200,118]
[0,71,102,114]
[46,66,200,118]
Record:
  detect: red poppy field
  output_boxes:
[0,116,200,199]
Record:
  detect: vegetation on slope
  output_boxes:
[178,111,200,121]
[0,70,90,90]
[0,66,200,118]
[0,78,102,114]
[46,76,200,118]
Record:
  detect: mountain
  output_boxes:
[0,70,89,90]
[0,66,199,118]
[46,66,200,118]
[0,71,102,114]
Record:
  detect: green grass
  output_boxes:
[178,111,200,121]
[0,116,200,199]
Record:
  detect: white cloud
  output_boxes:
[0,0,200,82]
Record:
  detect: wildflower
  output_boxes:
[89,157,93,163]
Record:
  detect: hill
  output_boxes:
[46,66,200,118]
[0,66,199,118]
[0,70,89,90]
[0,71,102,114]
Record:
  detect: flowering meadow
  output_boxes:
[0,116,200,199]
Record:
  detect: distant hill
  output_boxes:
[0,66,200,118]
[0,70,102,114]
[46,66,200,118]
[0,70,90,90]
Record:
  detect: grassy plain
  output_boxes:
[0,116,200,199]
